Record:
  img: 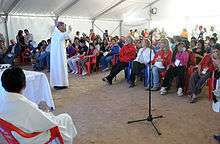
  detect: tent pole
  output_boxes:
[54,16,59,25]
[119,20,123,36]
[92,20,95,30]
[109,23,120,36]
[148,6,152,29]
[3,14,9,47]
[94,23,104,34]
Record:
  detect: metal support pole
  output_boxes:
[94,23,104,34]
[148,6,152,29]
[54,16,59,25]
[3,15,9,47]
[110,23,120,36]
[92,20,95,30]
[119,20,123,36]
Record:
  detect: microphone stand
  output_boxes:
[127,30,164,135]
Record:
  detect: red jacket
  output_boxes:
[119,44,136,63]
[152,49,172,68]
[199,53,215,73]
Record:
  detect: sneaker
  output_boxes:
[160,87,167,95]
[102,77,112,85]
[189,94,197,103]
[102,68,109,72]
[74,71,78,75]
[151,86,160,91]
[145,85,151,91]
[177,88,183,97]
[82,71,87,76]
[214,134,220,142]
[190,98,197,103]
[54,86,68,90]
[129,83,135,88]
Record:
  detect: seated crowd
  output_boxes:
[1,26,220,142]
[1,27,220,105]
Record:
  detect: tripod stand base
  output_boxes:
[128,115,164,135]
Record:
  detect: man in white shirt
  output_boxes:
[0,67,77,143]
[129,38,154,88]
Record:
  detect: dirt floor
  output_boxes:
[2,66,218,144]
[39,70,219,144]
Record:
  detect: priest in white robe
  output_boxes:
[50,22,70,90]
[0,67,77,144]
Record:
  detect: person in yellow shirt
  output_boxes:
[180,28,188,39]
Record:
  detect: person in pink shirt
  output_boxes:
[160,42,189,96]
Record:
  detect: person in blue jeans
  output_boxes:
[100,38,120,71]
[149,38,172,91]
[34,42,50,71]
[37,51,50,70]
[4,40,17,64]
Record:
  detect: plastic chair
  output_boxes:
[207,72,215,101]
[111,54,119,81]
[183,66,196,95]
[111,54,119,65]
[0,118,64,144]
[85,55,97,76]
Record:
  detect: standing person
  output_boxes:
[89,29,96,42]
[16,30,26,53]
[0,40,7,64]
[50,22,70,90]
[103,30,108,40]
[75,31,80,39]
[134,29,139,40]
[24,29,34,45]
[180,28,188,39]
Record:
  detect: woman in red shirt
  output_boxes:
[150,38,172,91]
[102,36,136,85]
[188,46,217,103]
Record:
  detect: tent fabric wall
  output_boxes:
[93,20,120,37]
[59,17,92,38]
[149,0,220,37]
[0,17,6,39]
[58,18,121,38]
[5,16,121,43]
[122,23,149,36]
[7,16,54,43]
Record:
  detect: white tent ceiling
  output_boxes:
[1,0,220,26]
[1,0,220,43]
[0,0,153,20]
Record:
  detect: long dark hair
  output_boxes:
[17,30,23,37]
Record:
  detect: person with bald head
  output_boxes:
[50,22,70,90]
[102,36,137,85]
